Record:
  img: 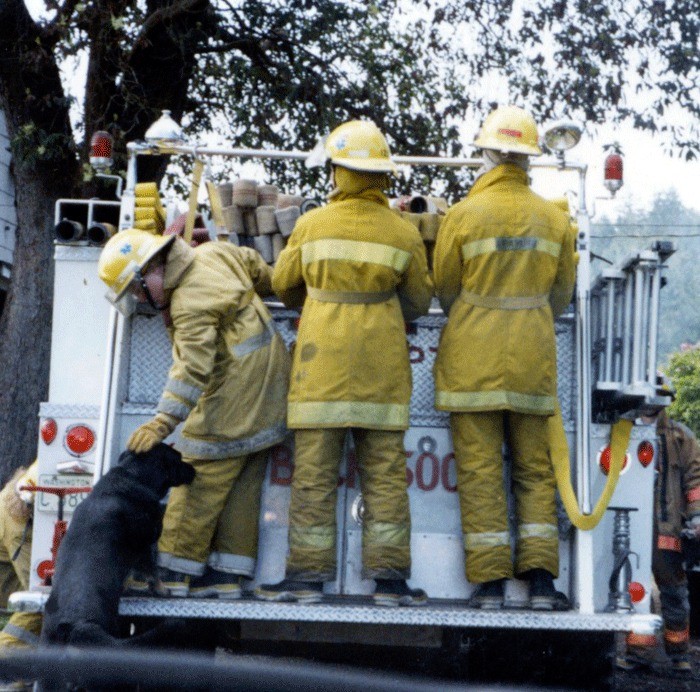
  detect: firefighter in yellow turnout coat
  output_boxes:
[256,121,433,606]
[0,462,42,651]
[433,106,576,609]
[99,230,290,598]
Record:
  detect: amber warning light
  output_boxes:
[90,130,113,171]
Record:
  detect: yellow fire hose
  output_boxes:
[184,159,205,245]
[548,405,633,530]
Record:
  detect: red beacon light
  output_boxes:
[603,147,623,197]
[90,130,113,171]
[64,424,95,457]
[41,418,58,445]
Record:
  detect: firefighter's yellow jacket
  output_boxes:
[433,164,576,415]
[272,168,433,430]
[157,238,290,458]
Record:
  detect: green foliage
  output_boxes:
[10,122,75,166]
[668,349,700,438]
[26,0,699,198]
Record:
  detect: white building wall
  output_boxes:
[0,109,16,290]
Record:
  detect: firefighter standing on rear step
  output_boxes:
[617,377,700,675]
[98,229,290,598]
[255,120,433,607]
[0,462,42,655]
[432,105,576,611]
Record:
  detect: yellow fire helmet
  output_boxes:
[474,105,542,156]
[97,228,174,316]
[325,120,398,174]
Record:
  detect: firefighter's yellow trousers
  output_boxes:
[450,411,558,584]
[158,450,268,577]
[286,428,411,582]
[0,501,42,649]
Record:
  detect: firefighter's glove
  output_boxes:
[128,413,179,454]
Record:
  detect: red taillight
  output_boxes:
[90,130,113,170]
[41,418,58,445]
[637,440,654,467]
[64,425,95,457]
[629,581,646,603]
[598,446,629,475]
[604,152,623,194]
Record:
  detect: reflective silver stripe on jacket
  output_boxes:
[232,321,276,358]
[163,378,203,405]
[158,397,192,421]
[177,423,287,460]
[307,286,396,304]
[460,289,548,310]
[461,236,562,260]
[301,238,412,271]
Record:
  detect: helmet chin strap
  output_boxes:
[136,270,169,312]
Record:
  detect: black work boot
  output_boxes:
[373,579,428,607]
[525,568,570,611]
[467,579,505,609]
[254,578,323,604]
[670,653,692,675]
[190,568,244,600]
[157,567,191,597]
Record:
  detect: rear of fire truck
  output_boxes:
[11,113,672,686]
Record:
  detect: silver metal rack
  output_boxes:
[590,242,675,416]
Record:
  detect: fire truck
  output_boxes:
[10,112,674,686]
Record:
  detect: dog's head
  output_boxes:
[117,444,195,498]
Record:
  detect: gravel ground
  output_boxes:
[614,635,700,691]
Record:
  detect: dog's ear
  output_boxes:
[159,443,183,466]
[173,462,196,487]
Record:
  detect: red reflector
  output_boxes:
[37,560,53,580]
[637,440,654,467]
[292,318,300,330]
[64,424,95,457]
[629,581,645,603]
[598,446,629,475]
[41,418,58,445]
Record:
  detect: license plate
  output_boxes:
[36,474,92,514]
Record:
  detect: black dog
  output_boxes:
[40,444,195,646]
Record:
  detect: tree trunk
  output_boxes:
[0,0,78,483]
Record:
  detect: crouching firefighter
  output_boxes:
[433,105,576,610]
[0,462,42,650]
[255,120,433,606]
[98,228,290,597]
